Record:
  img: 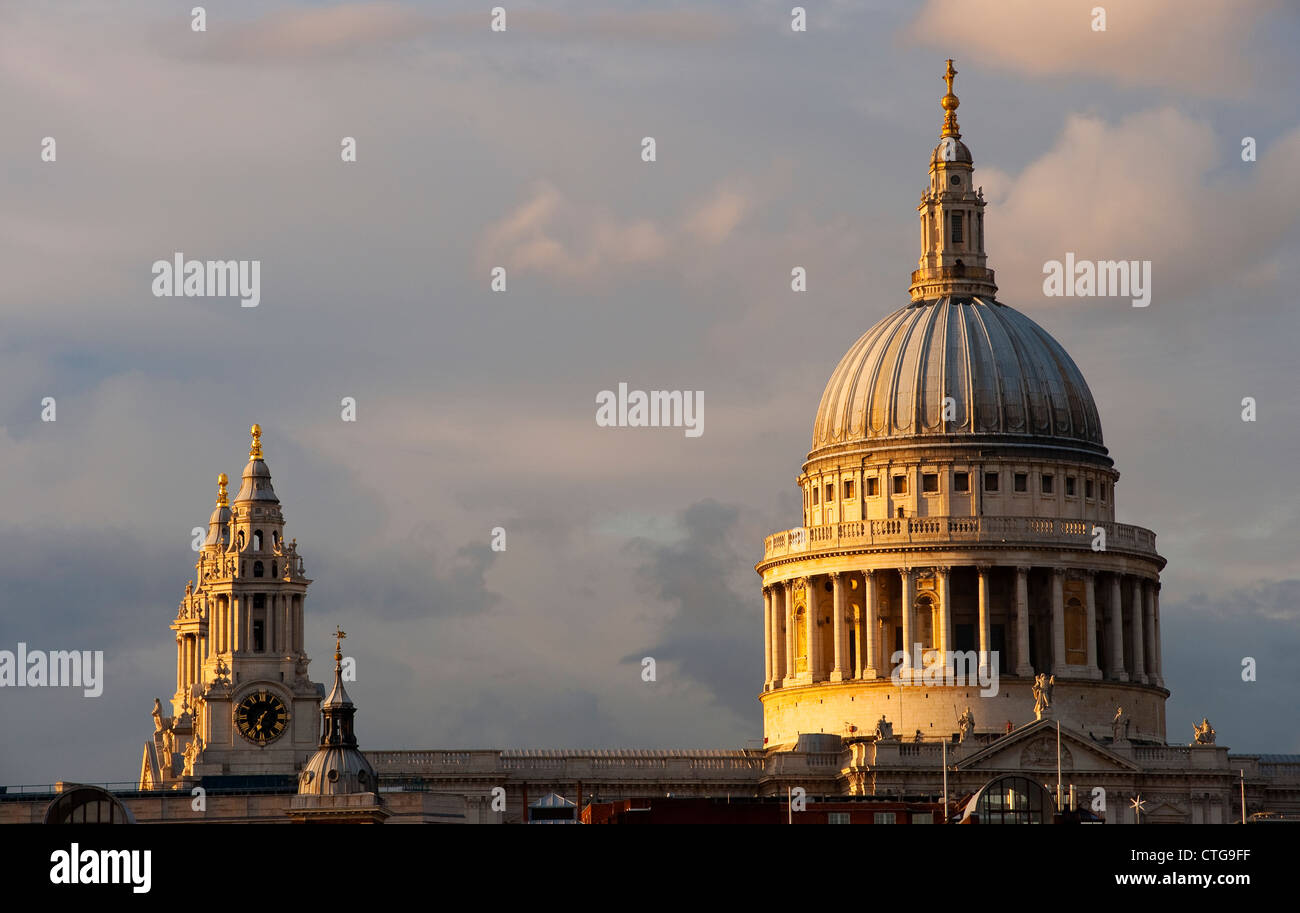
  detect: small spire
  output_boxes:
[249,424,264,460]
[216,472,229,507]
[941,58,960,138]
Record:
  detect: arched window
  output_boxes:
[962,775,1054,824]
[1065,597,1087,664]
[795,608,807,672]
[252,530,263,551]
[237,530,245,550]
[44,785,135,823]
[915,594,936,652]
[271,561,278,578]
[253,561,264,578]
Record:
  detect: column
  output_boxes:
[1108,575,1127,681]
[762,586,773,689]
[1152,583,1164,687]
[1130,576,1146,683]
[864,570,879,679]
[1143,580,1158,687]
[1084,570,1100,678]
[900,567,914,678]
[937,566,952,657]
[230,595,240,653]
[804,577,819,682]
[773,584,786,685]
[977,564,991,677]
[784,581,798,685]
[1015,566,1033,676]
[175,637,183,692]
[830,572,846,682]
[853,602,864,680]
[1050,569,1065,674]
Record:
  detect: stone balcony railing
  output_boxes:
[761,516,1159,563]
[365,749,768,780]
[910,264,996,286]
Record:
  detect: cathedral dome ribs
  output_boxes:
[758,62,1167,751]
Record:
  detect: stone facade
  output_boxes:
[139,426,324,790]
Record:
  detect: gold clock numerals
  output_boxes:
[234,692,289,745]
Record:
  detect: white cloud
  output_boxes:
[905,0,1279,96]
[978,109,1300,306]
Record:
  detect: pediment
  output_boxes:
[956,719,1139,773]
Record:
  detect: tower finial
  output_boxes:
[941,58,960,138]
[216,472,229,507]
[333,626,347,664]
[249,424,263,460]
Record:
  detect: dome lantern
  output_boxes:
[910,59,997,302]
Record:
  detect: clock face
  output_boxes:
[235,690,289,745]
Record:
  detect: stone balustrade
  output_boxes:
[762,516,1158,562]
[364,748,767,777]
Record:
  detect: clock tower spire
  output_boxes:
[140,425,324,789]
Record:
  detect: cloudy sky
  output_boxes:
[1,0,1297,785]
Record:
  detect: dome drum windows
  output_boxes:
[1014,472,1028,493]
[893,475,908,495]
[984,471,999,492]
[953,471,970,492]
[1041,474,1054,495]
[866,477,880,497]
[922,473,939,494]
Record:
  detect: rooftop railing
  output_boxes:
[762,516,1158,562]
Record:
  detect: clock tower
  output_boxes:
[139,425,324,789]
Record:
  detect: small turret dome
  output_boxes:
[233,424,279,503]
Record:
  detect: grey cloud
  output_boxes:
[624,500,759,725]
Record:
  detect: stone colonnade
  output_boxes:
[761,565,1162,690]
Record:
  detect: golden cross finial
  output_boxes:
[249,423,263,460]
[941,58,961,138]
[216,472,229,506]
[333,626,347,662]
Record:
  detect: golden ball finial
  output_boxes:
[941,58,961,138]
[249,423,264,460]
[216,472,229,506]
